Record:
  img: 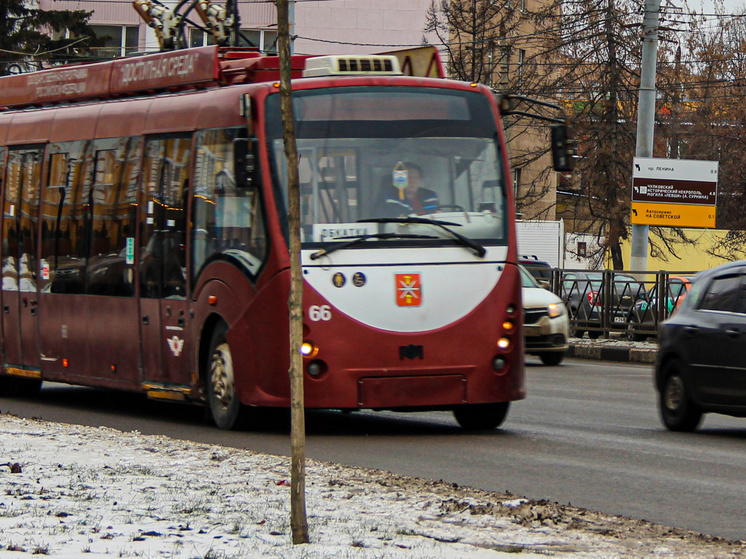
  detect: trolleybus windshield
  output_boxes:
[265,86,507,249]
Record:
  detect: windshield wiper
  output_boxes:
[309,232,437,260]
[358,217,487,258]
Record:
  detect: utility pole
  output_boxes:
[630,0,660,272]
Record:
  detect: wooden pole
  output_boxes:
[276,0,309,545]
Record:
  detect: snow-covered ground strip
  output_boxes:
[571,335,658,350]
[0,414,743,558]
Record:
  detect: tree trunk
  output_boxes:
[276,0,309,545]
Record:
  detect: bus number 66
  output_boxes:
[308,305,332,322]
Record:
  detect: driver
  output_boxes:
[382,162,439,217]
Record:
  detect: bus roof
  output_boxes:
[0,46,445,111]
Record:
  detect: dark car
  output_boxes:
[626,276,694,341]
[560,270,644,338]
[519,256,553,287]
[656,261,746,432]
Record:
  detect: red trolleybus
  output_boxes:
[0,46,571,430]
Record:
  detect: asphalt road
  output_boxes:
[1,357,745,541]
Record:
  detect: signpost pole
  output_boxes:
[630,0,660,273]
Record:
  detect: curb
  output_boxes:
[567,344,657,364]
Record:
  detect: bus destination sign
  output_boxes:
[630,157,718,228]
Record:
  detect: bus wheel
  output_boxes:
[207,324,245,430]
[14,378,42,397]
[0,377,41,397]
[453,402,510,430]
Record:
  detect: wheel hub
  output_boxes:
[664,376,684,412]
[210,343,235,410]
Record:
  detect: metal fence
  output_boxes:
[547,269,700,340]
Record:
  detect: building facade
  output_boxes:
[39,0,435,57]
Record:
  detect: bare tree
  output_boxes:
[670,4,746,261]
[275,0,309,545]
[425,0,517,83]
[622,3,746,264]
[427,0,746,268]
[425,0,565,219]
[0,0,107,74]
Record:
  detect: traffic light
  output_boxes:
[551,124,577,173]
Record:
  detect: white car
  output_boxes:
[520,264,569,365]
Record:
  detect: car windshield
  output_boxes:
[614,274,643,293]
[519,265,541,288]
[265,86,507,249]
[522,262,552,281]
[583,273,603,291]
[646,278,692,300]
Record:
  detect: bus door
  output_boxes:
[1,148,42,370]
[39,139,141,383]
[139,136,192,388]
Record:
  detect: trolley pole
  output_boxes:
[276,0,309,545]
[630,0,660,273]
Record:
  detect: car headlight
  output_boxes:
[547,302,565,318]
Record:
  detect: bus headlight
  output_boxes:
[497,337,510,350]
[300,341,318,358]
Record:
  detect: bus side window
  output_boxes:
[140,136,190,300]
[4,149,43,295]
[0,146,11,291]
[42,141,90,294]
[85,138,141,297]
[192,127,267,284]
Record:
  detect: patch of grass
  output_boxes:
[32,542,50,555]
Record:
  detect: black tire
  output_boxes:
[453,402,510,430]
[206,322,249,430]
[659,361,702,432]
[568,319,584,339]
[539,352,564,366]
[0,376,42,397]
[13,378,42,397]
[626,316,647,342]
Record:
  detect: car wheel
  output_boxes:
[626,316,647,342]
[207,322,249,430]
[539,352,564,366]
[453,402,510,430]
[659,361,702,432]
[568,316,584,339]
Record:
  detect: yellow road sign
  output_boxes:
[631,202,716,228]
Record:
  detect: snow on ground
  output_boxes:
[571,334,658,350]
[0,415,744,558]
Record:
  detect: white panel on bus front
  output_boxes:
[301,246,507,333]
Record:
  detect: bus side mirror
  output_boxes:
[551,124,577,173]
[233,138,256,188]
